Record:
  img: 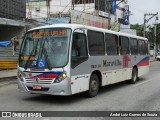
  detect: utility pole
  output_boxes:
[72,0,74,10]
[143,14,146,37]
[154,24,157,59]
[153,13,159,59]
[143,12,158,37]
[27,0,32,19]
[47,0,50,18]
[84,0,86,12]
[95,0,100,16]
[143,12,158,59]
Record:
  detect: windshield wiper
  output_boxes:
[43,48,52,70]
[40,39,52,70]
[24,39,39,69]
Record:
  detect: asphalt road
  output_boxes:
[0,61,160,119]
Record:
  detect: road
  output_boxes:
[0,61,160,119]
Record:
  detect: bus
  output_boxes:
[17,24,149,97]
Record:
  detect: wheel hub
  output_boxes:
[91,80,97,91]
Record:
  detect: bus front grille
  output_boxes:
[25,78,54,84]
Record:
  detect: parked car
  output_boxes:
[156,52,160,61]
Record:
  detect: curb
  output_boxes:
[0,69,17,81]
[0,76,17,82]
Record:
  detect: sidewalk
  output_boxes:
[0,69,17,79]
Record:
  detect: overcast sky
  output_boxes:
[128,0,160,25]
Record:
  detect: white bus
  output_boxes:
[17,24,149,97]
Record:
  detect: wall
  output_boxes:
[0,25,26,46]
[0,0,26,20]
[26,0,95,18]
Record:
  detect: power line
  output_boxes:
[60,1,72,15]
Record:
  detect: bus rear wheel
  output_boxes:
[86,74,99,97]
[130,68,138,84]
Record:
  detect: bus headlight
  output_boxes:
[17,70,24,82]
[54,71,67,83]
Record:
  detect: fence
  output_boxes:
[0,46,18,69]
[0,59,17,69]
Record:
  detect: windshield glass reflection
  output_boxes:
[19,28,71,69]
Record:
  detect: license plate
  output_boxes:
[32,85,42,90]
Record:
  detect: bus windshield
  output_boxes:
[19,28,71,69]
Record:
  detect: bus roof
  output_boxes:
[29,24,148,41]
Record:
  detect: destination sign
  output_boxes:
[32,30,67,38]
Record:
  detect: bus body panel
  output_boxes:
[70,54,149,93]
[71,74,90,94]
[17,24,149,96]
[138,66,149,77]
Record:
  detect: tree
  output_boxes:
[130,24,143,37]
[155,24,160,47]
[131,23,160,49]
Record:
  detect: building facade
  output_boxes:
[0,0,28,46]
[26,0,126,31]
[0,0,26,20]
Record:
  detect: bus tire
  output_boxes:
[130,68,138,84]
[86,74,99,97]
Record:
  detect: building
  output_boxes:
[0,0,26,20]
[0,0,29,44]
[27,0,135,33]
[26,0,125,31]
[26,0,95,19]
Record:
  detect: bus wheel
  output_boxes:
[86,74,99,97]
[130,68,138,84]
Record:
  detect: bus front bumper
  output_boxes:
[17,78,72,96]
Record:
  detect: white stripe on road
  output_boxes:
[133,79,153,87]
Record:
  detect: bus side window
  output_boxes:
[105,33,118,55]
[72,35,80,57]
[138,39,146,55]
[119,36,129,55]
[71,33,88,68]
[87,30,105,56]
[130,38,138,55]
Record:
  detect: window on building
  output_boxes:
[130,38,138,55]
[74,0,94,4]
[85,0,94,4]
[119,36,129,55]
[74,0,83,4]
[95,0,112,12]
[105,33,118,55]
[87,30,105,56]
[99,0,105,11]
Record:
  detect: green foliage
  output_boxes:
[131,23,160,47]
[130,24,143,37]
[155,24,160,45]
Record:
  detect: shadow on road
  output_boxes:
[23,93,86,105]
[99,77,146,95]
[22,77,147,104]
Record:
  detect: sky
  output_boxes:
[128,0,160,25]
